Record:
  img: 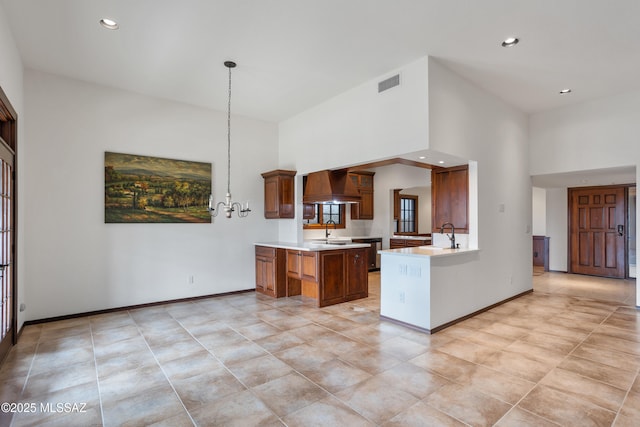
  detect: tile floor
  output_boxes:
[0,272,638,426]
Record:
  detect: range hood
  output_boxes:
[303,169,361,204]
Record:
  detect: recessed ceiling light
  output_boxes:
[559,88,572,94]
[438,161,445,164]
[501,37,519,47]
[418,156,426,160]
[99,18,119,30]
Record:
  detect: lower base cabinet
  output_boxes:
[255,246,367,307]
[255,246,287,298]
[346,248,368,298]
[317,247,368,307]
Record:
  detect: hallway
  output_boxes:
[534,270,636,306]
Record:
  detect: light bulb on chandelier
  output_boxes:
[208,61,251,219]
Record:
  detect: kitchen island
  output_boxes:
[254,241,370,307]
[379,245,486,333]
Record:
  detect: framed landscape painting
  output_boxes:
[105,152,212,223]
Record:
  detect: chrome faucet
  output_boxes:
[440,222,456,249]
[325,219,336,240]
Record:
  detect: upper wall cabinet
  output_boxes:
[432,165,468,233]
[261,170,296,219]
[349,171,375,220]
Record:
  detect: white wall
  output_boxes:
[0,4,25,330]
[530,91,640,304]
[281,56,532,311]
[532,187,547,236]
[23,70,279,320]
[428,58,532,303]
[278,57,431,243]
[545,188,568,272]
[530,92,640,177]
[278,57,430,175]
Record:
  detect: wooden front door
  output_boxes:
[569,186,626,278]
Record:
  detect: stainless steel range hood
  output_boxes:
[303,169,361,204]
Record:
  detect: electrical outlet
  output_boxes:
[189,275,195,284]
[399,291,405,303]
[19,303,25,312]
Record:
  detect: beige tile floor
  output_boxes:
[0,271,638,426]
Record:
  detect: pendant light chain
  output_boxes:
[208,60,250,218]
[226,64,232,195]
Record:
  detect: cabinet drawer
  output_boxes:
[405,240,429,247]
[255,246,276,258]
[389,238,406,249]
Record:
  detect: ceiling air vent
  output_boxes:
[378,74,400,93]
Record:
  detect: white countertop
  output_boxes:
[379,246,479,258]
[390,235,432,240]
[255,241,371,251]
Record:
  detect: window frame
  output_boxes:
[396,194,419,235]
[303,204,346,229]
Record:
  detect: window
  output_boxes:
[303,204,346,229]
[397,195,418,234]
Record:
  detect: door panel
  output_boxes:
[0,143,14,359]
[570,186,626,278]
[0,86,16,364]
[320,251,345,306]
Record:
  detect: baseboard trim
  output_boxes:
[381,289,534,334]
[379,315,432,334]
[23,289,255,326]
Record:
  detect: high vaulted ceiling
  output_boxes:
[3,0,640,123]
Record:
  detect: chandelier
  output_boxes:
[208,61,251,218]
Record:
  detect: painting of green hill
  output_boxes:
[105,152,212,223]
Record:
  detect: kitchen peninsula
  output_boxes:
[379,245,484,333]
[254,241,370,307]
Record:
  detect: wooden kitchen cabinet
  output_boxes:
[319,251,346,306]
[303,203,316,219]
[287,250,319,297]
[301,251,318,281]
[316,248,368,307]
[255,246,287,298]
[287,249,302,278]
[432,165,469,233]
[286,250,303,297]
[389,237,431,249]
[533,235,549,271]
[393,189,401,220]
[346,248,368,299]
[349,171,375,220]
[256,246,367,307]
[261,170,296,219]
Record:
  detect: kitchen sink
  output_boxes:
[310,240,348,246]
[309,238,352,246]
